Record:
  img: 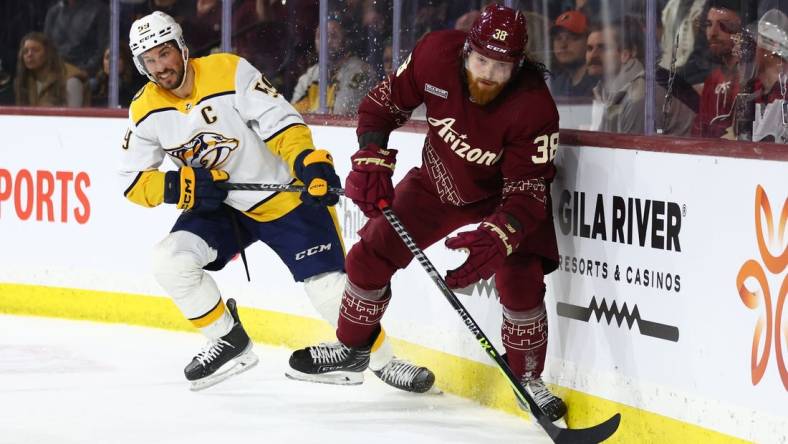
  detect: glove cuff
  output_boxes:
[293,149,314,180]
[163,170,180,204]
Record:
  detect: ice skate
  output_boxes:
[286,341,370,386]
[515,376,567,422]
[185,298,258,391]
[373,358,437,394]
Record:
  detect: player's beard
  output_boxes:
[466,70,506,105]
[156,65,185,90]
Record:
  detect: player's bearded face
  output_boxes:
[141,43,185,90]
[465,50,513,105]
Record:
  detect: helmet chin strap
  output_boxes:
[176,47,190,89]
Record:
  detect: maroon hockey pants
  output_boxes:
[339,168,550,379]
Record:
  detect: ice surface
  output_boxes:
[0,315,550,444]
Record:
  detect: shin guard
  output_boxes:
[337,280,390,347]
[502,302,548,380]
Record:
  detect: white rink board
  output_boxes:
[0,115,786,442]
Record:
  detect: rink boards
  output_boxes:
[0,114,786,443]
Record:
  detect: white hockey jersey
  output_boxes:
[120,53,315,221]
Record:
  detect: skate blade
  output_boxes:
[189,350,259,392]
[424,385,443,395]
[284,369,364,386]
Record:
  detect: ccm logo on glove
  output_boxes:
[294,149,341,206]
[164,166,229,213]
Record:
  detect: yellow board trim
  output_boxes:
[189,299,226,328]
[0,283,750,444]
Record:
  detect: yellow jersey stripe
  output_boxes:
[264,123,315,177]
[135,107,177,126]
[189,299,226,328]
[195,90,235,106]
[243,186,303,222]
[124,170,165,208]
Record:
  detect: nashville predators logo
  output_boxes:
[165,132,239,169]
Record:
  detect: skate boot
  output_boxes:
[287,341,370,385]
[184,298,259,391]
[373,358,436,393]
[515,376,567,422]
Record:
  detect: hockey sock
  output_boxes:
[337,280,390,347]
[501,302,548,380]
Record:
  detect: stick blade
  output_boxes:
[539,413,621,444]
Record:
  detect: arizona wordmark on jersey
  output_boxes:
[120,53,315,222]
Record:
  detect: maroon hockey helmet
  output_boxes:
[465,4,528,64]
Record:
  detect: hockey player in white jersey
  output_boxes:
[121,11,435,392]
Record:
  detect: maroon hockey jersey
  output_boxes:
[357,30,560,266]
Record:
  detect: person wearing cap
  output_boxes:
[289,4,569,423]
[550,10,598,98]
[692,0,743,138]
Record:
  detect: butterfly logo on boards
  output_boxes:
[736,185,787,390]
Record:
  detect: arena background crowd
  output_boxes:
[2,0,787,142]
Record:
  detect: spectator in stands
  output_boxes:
[382,39,394,76]
[181,0,260,58]
[692,0,743,137]
[0,0,51,104]
[290,18,375,115]
[44,0,109,77]
[550,10,598,98]
[748,9,788,142]
[588,20,695,135]
[660,0,707,83]
[88,44,146,107]
[121,0,197,36]
[14,32,87,107]
[454,10,480,33]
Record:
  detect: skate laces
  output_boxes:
[525,377,557,407]
[309,342,349,364]
[377,359,422,387]
[196,338,231,365]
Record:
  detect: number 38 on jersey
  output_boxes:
[531,132,558,164]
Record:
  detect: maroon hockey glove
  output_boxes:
[345,144,397,217]
[444,212,523,289]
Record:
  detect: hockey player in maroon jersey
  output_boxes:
[288,4,566,421]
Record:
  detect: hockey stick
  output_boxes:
[218,182,345,196]
[377,200,621,444]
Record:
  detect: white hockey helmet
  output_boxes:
[129,11,188,83]
[758,9,788,59]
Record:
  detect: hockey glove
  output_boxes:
[345,144,397,217]
[294,149,341,206]
[163,166,229,213]
[444,212,524,289]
